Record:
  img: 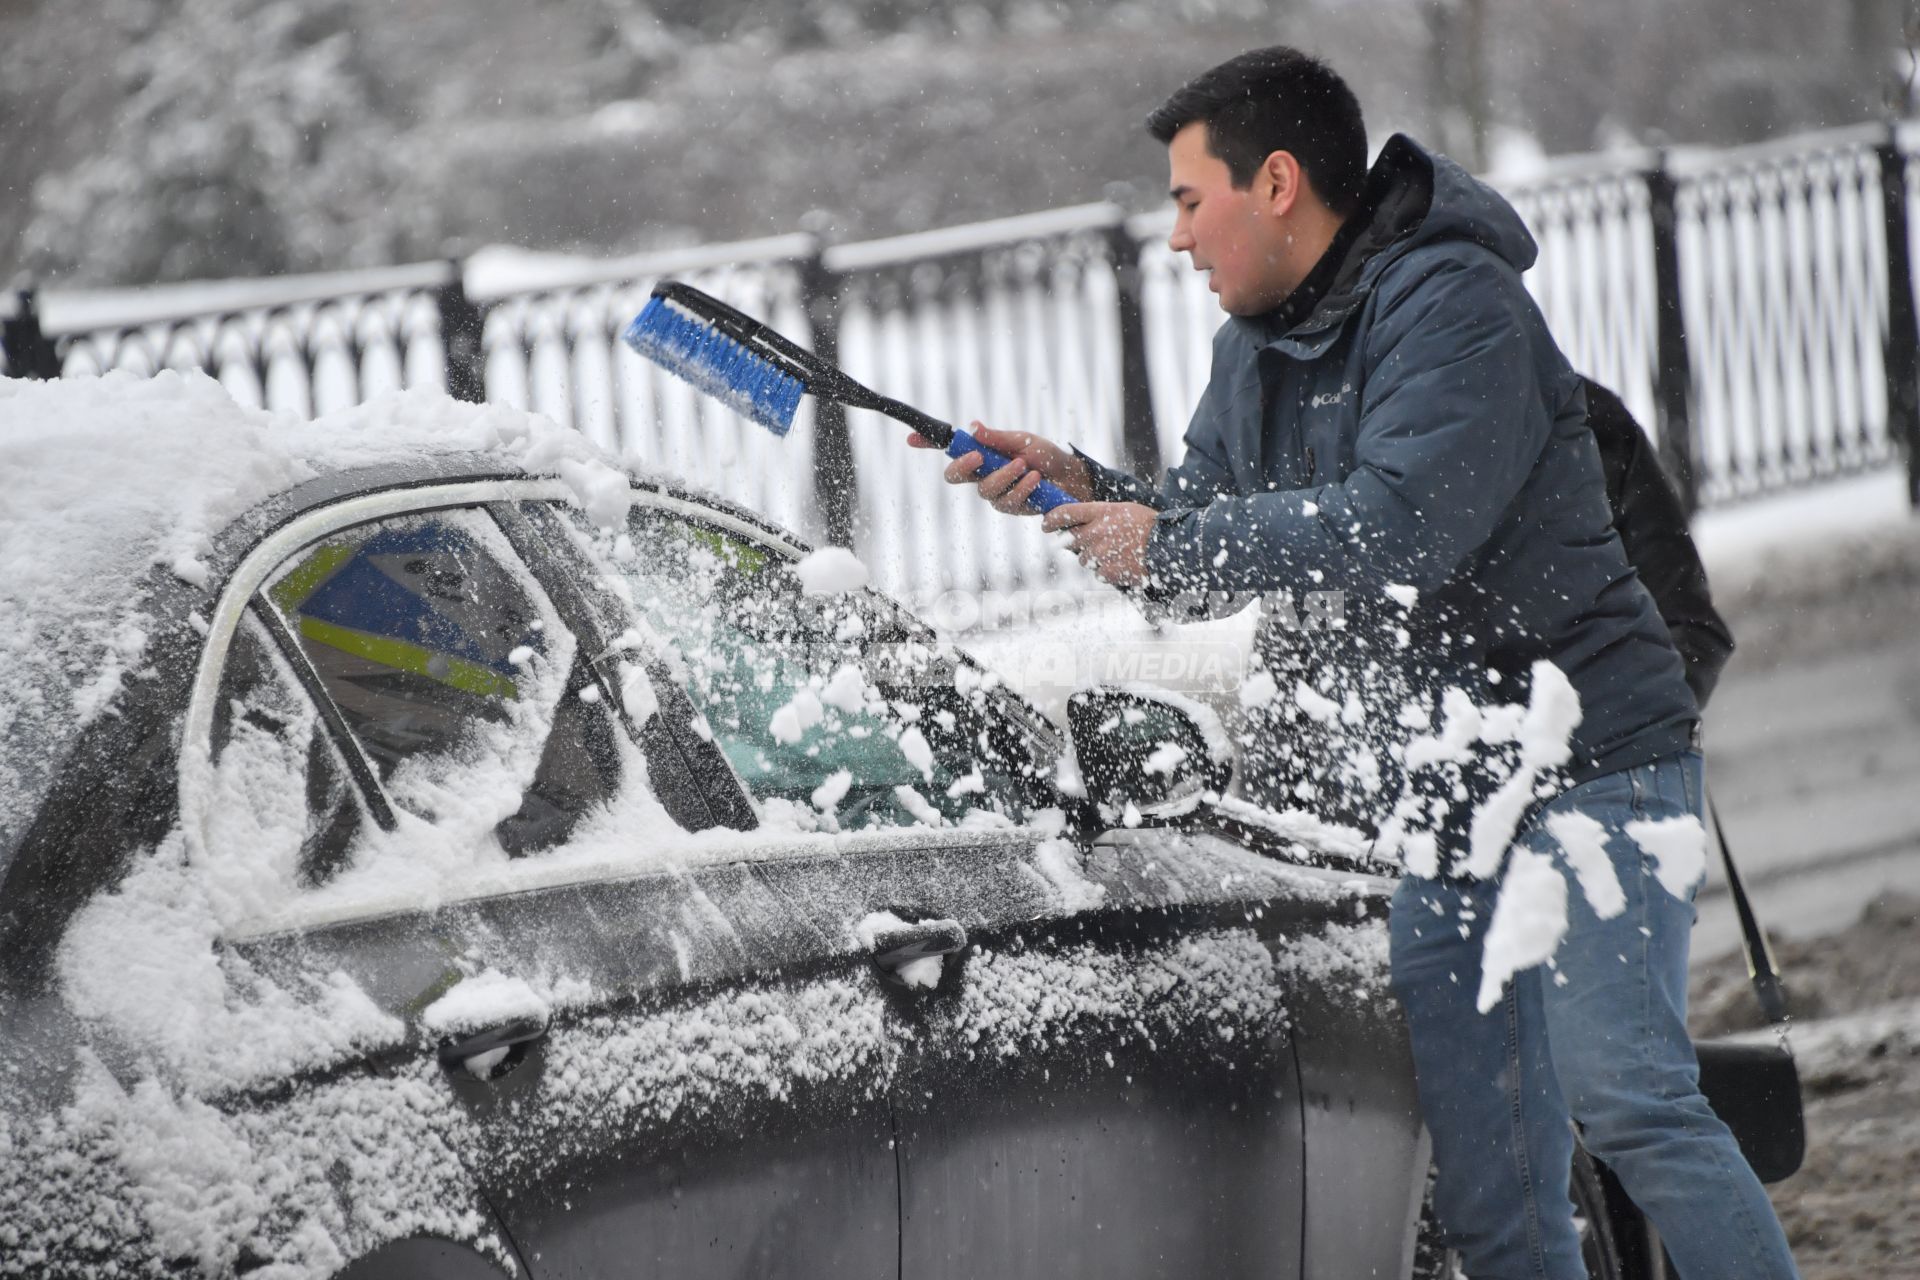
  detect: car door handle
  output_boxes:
[869,918,967,990]
[437,1018,548,1080]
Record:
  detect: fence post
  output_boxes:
[2,287,63,380]
[1644,153,1700,515]
[800,246,858,548]
[1877,122,1920,509]
[1104,215,1166,482]
[436,262,487,404]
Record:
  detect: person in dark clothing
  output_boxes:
[1583,377,1735,708]
[922,46,1796,1280]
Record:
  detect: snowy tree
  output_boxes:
[21,0,431,285]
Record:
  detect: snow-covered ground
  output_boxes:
[1679,469,1920,1279]
[1689,890,1920,1280]
[1685,468,1920,961]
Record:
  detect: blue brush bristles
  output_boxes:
[622,295,807,437]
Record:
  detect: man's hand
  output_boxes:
[1042,501,1158,587]
[907,421,1095,514]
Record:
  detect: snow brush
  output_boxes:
[622,281,1077,514]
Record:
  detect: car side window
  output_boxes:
[557,503,1058,831]
[209,611,368,889]
[262,507,621,857]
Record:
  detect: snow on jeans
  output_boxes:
[1387,751,1800,1280]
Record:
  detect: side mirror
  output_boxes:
[1066,686,1232,822]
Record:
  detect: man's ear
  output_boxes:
[1261,150,1305,216]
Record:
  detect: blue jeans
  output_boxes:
[1388,751,1799,1279]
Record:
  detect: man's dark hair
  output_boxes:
[1146,47,1367,216]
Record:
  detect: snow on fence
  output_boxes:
[5,120,1917,597]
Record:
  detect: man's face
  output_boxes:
[1165,121,1294,316]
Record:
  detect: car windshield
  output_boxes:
[558,503,1061,831]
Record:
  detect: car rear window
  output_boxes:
[209,612,368,889]
[262,507,624,858]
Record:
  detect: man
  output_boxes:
[918,46,1795,1280]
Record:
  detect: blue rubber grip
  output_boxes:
[947,428,1078,514]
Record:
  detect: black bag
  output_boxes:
[1695,1037,1805,1185]
[1690,799,1805,1185]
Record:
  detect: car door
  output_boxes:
[880,825,1342,1280]
[560,490,1407,1279]
[189,481,900,1279]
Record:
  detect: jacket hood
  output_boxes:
[1244,134,1539,346]
[1375,134,1538,276]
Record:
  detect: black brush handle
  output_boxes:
[820,361,1077,510]
[862,393,957,448]
[651,280,958,446]
[652,278,1082,510]
[650,279,1079,509]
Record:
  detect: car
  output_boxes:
[3,371,1669,1280]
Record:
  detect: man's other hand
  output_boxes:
[1042,502,1157,587]
[907,421,1095,513]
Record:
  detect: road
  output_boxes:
[1688,470,1920,965]
[1694,639,1920,960]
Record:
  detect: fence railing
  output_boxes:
[1675,123,1913,502]
[6,119,1918,599]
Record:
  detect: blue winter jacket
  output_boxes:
[1089,135,1698,808]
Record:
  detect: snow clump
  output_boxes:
[1546,810,1626,919]
[421,969,553,1036]
[769,688,825,744]
[1627,814,1709,900]
[1461,660,1583,879]
[1028,837,1108,911]
[1476,846,1571,1013]
[1373,659,1585,881]
[892,785,945,827]
[853,910,945,987]
[793,546,870,595]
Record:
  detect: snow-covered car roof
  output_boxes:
[0,371,700,867]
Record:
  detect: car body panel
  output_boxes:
[332,1236,519,1279]
[419,927,900,1280]
[1288,938,1429,1279]
[894,1014,1304,1279]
